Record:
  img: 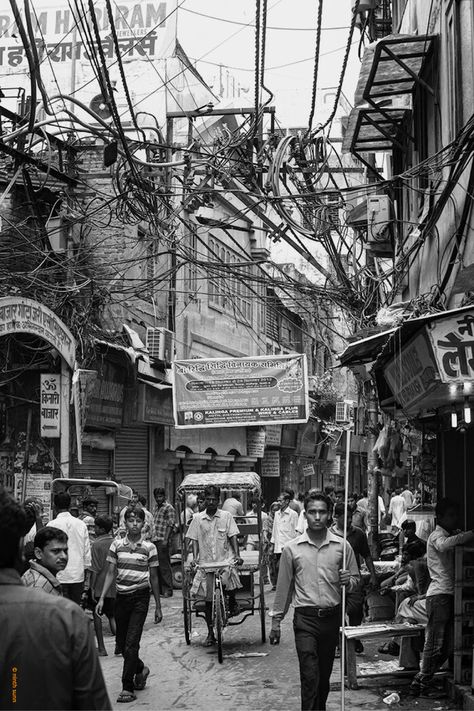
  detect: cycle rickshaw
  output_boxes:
[177,472,267,663]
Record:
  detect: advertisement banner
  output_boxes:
[173,354,309,429]
[427,310,474,382]
[40,373,61,438]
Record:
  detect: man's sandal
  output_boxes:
[117,691,136,703]
[134,666,150,691]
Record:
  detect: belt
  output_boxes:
[296,605,341,618]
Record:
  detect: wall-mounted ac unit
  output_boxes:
[146,327,174,362]
[335,401,354,423]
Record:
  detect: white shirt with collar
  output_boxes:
[426,524,474,597]
[46,512,91,584]
[271,507,299,554]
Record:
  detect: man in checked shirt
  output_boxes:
[152,487,176,597]
[269,491,359,711]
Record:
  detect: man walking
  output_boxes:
[152,487,176,597]
[410,498,474,697]
[0,490,111,710]
[80,496,99,543]
[97,507,162,703]
[47,492,91,606]
[22,526,68,596]
[269,492,359,711]
[270,491,299,581]
[389,488,407,530]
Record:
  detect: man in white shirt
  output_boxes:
[221,494,245,518]
[388,488,407,530]
[355,490,386,530]
[411,498,474,697]
[401,485,414,509]
[47,492,91,606]
[270,492,298,584]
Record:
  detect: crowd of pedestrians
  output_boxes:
[2,479,473,710]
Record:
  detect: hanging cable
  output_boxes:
[307,0,324,134]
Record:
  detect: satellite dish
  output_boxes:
[89,93,112,119]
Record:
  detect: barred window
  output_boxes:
[208,235,253,324]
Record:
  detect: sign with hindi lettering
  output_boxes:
[247,428,266,458]
[261,450,280,478]
[384,330,439,410]
[173,354,309,429]
[40,374,61,438]
[428,309,474,383]
[0,297,75,368]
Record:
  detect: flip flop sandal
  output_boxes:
[134,666,149,691]
[117,691,136,703]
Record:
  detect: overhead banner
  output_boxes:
[384,330,439,411]
[173,354,309,429]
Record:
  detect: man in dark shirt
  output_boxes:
[0,489,111,711]
[90,515,117,656]
[331,503,378,653]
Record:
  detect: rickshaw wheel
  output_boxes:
[183,579,192,645]
[215,587,224,663]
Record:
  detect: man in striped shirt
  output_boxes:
[96,507,162,704]
[22,526,68,596]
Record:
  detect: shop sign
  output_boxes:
[428,311,474,382]
[0,297,75,368]
[86,362,126,429]
[303,463,315,477]
[40,374,61,438]
[0,2,174,67]
[247,427,266,457]
[265,424,282,447]
[25,471,52,521]
[138,383,174,425]
[261,450,280,478]
[384,330,439,410]
[173,354,309,429]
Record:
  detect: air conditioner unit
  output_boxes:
[146,327,174,362]
[335,401,354,423]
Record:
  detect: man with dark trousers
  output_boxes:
[151,487,176,597]
[269,491,359,711]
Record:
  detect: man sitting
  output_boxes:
[186,485,243,647]
[22,526,68,596]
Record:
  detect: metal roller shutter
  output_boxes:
[114,425,149,503]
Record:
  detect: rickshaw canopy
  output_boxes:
[177,472,261,495]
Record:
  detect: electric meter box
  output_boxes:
[367,195,390,238]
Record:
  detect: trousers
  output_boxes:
[154,541,173,594]
[413,594,453,688]
[61,582,83,605]
[293,607,340,711]
[115,588,150,692]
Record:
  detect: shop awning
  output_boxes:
[338,328,396,367]
[343,34,436,157]
[137,378,171,390]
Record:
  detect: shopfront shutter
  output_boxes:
[114,425,149,503]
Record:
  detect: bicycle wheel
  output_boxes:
[215,586,225,663]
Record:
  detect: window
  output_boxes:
[144,240,157,300]
[183,227,198,298]
[207,235,253,324]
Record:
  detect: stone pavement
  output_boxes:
[97,589,459,711]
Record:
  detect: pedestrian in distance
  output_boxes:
[269,491,359,711]
[152,486,176,597]
[80,496,99,543]
[46,491,91,606]
[96,506,162,704]
[270,491,299,580]
[388,487,407,531]
[410,498,474,698]
[22,525,68,596]
[0,488,111,711]
[90,515,117,656]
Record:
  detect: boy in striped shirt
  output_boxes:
[96,507,162,703]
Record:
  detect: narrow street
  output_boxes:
[97,590,454,711]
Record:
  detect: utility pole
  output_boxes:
[366,380,379,558]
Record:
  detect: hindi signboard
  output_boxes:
[0,297,75,368]
[261,450,280,478]
[427,310,474,383]
[265,424,282,447]
[40,374,61,438]
[173,354,309,429]
[247,428,266,458]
